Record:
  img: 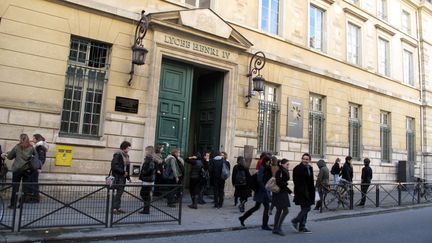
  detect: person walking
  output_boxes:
[232,156,252,213]
[1,134,34,209]
[163,148,183,207]
[186,152,204,209]
[139,146,156,214]
[314,159,329,211]
[271,159,291,236]
[209,152,230,208]
[239,156,272,231]
[330,158,341,189]
[111,141,131,214]
[291,153,314,233]
[357,158,373,206]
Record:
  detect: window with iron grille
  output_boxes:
[348,104,361,160]
[60,37,111,137]
[380,111,391,162]
[309,95,325,158]
[257,85,279,154]
[406,117,415,162]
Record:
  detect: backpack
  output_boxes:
[234,169,247,186]
[247,173,259,192]
[221,160,230,180]
[200,167,209,180]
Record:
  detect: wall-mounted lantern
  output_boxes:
[245,51,266,107]
[128,10,149,86]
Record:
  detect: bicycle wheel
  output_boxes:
[324,189,339,211]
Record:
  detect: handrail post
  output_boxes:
[376,185,380,207]
[398,183,402,206]
[349,183,354,210]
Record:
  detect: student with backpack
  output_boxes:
[232,156,252,213]
[209,151,230,209]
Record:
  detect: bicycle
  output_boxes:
[324,178,351,210]
[412,178,432,203]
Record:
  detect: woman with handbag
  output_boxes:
[1,134,33,209]
[271,159,291,236]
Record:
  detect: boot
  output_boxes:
[188,196,197,209]
[239,201,245,213]
[314,200,322,210]
[272,211,281,233]
[262,211,272,230]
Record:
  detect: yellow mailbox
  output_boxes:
[55,145,74,166]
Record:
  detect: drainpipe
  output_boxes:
[416,8,425,180]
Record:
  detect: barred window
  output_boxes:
[309,95,325,158]
[349,104,361,160]
[406,117,415,162]
[60,37,111,137]
[380,111,391,162]
[258,85,279,154]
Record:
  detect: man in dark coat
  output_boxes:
[111,141,131,214]
[291,153,314,233]
[357,158,373,206]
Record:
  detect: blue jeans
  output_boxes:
[292,205,311,230]
[333,175,340,189]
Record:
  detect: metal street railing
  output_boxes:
[322,180,432,212]
[0,182,183,232]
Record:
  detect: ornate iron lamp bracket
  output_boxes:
[245,51,266,107]
[128,10,149,86]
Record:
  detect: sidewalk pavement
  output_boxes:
[1,196,431,243]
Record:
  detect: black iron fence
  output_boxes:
[322,180,432,212]
[0,182,183,232]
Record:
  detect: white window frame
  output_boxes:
[403,49,414,86]
[309,94,325,158]
[378,37,390,77]
[377,0,387,21]
[309,4,326,52]
[406,117,415,162]
[401,10,411,35]
[260,0,281,35]
[347,22,362,66]
[348,104,361,160]
[380,111,391,162]
[179,0,212,8]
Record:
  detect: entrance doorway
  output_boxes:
[155,59,224,158]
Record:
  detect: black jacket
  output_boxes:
[186,158,203,179]
[341,162,353,182]
[140,156,156,182]
[293,162,315,207]
[330,162,341,175]
[111,152,130,181]
[361,165,373,184]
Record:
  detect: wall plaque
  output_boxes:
[288,97,304,138]
[115,96,139,114]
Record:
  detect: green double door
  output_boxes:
[155,59,223,157]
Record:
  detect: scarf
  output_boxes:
[119,149,130,165]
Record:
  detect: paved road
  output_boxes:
[92,206,432,243]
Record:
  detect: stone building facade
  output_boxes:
[1,0,432,185]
